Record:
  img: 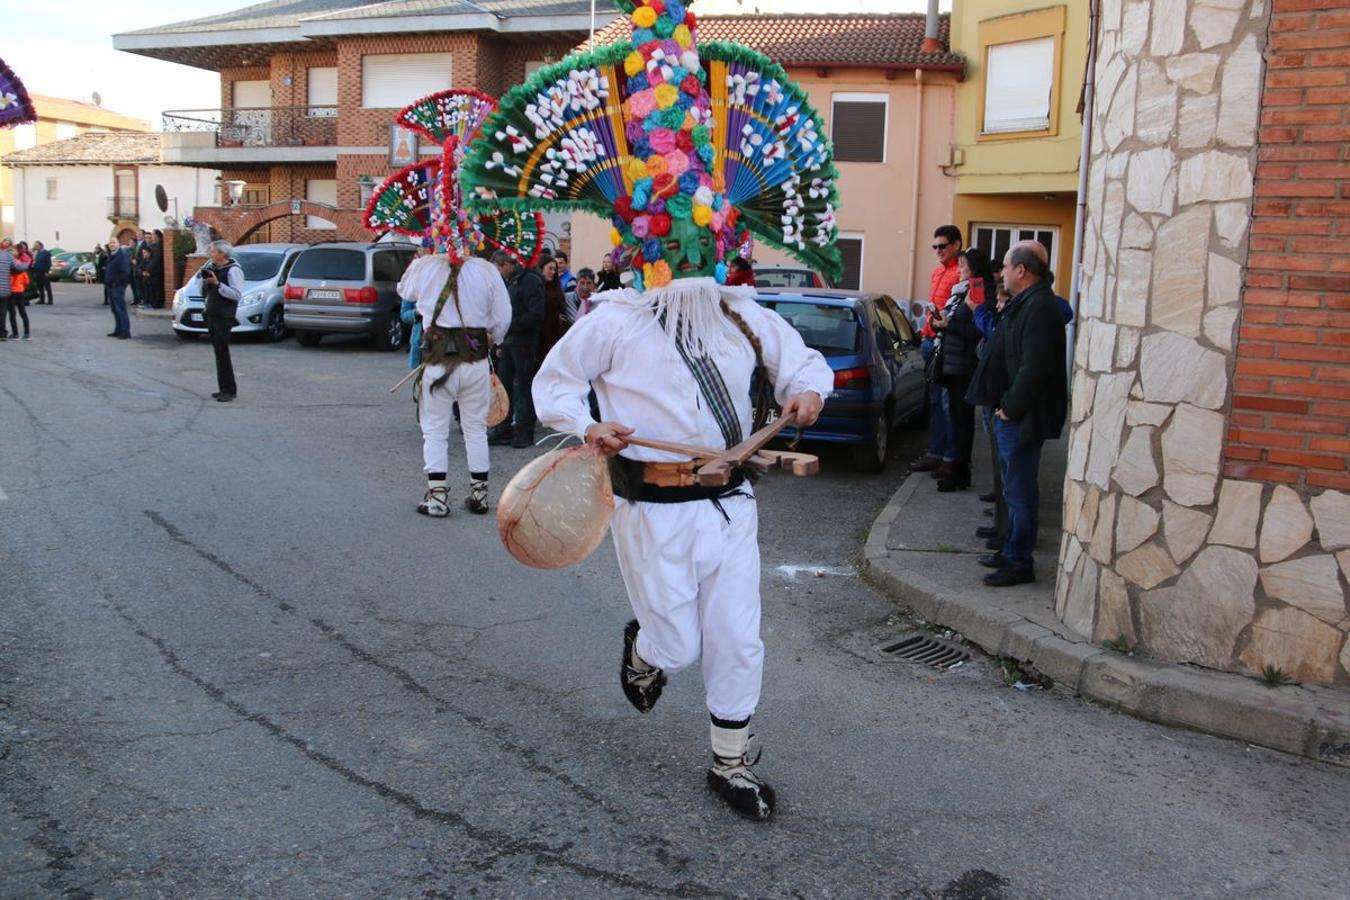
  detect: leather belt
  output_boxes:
[639,460,700,488]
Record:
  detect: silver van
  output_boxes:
[282,242,418,351]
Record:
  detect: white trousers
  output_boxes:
[610,493,763,722]
[421,359,491,476]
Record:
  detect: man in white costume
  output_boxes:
[533,277,832,819]
[399,251,511,516]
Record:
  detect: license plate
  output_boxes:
[187,313,203,324]
[308,289,341,300]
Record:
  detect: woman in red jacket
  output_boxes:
[7,241,32,340]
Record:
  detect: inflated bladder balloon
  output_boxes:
[497,444,614,569]
[487,372,510,427]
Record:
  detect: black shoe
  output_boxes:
[979,491,997,503]
[908,456,941,473]
[707,749,775,822]
[116,334,130,340]
[975,525,999,539]
[211,392,223,399]
[983,566,1035,587]
[487,427,515,446]
[620,619,665,713]
[215,393,235,402]
[985,537,1003,550]
[511,432,535,449]
[978,552,1006,569]
[464,479,489,514]
[107,332,119,337]
[931,462,954,480]
[983,508,994,518]
[936,477,969,492]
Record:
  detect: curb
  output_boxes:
[134,308,174,320]
[862,477,1350,769]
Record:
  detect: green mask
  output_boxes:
[665,217,717,278]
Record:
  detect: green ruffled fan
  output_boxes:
[364,90,546,266]
[459,1,841,288]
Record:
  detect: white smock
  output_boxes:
[400,254,512,476]
[532,278,833,721]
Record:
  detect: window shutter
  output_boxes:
[308,67,338,114]
[831,101,886,163]
[232,80,271,109]
[983,37,1055,133]
[837,237,864,291]
[361,54,454,109]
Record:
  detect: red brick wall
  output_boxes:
[1226,0,1350,491]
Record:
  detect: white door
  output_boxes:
[306,179,338,230]
[308,68,338,117]
[232,79,272,145]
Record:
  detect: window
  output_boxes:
[836,234,864,291]
[984,38,1054,133]
[308,67,338,117]
[372,250,414,283]
[13,124,35,150]
[45,178,57,201]
[361,53,453,108]
[305,179,338,230]
[358,176,376,209]
[55,122,77,140]
[233,251,285,282]
[977,6,1065,139]
[232,80,271,109]
[831,93,887,163]
[972,223,1059,275]
[289,248,366,281]
[762,301,859,356]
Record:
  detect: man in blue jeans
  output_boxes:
[104,239,132,339]
[978,241,1067,587]
[910,225,963,477]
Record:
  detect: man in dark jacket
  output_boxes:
[104,239,132,339]
[488,250,545,448]
[980,240,1068,587]
[31,242,53,305]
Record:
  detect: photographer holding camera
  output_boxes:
[200,240,246,403]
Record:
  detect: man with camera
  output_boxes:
[200,240,246,403]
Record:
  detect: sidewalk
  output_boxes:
[863,430,1350,769]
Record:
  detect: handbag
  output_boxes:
[924,337,944,384]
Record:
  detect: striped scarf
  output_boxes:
[671,336,743,450]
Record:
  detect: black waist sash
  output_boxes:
[608,456,748,504]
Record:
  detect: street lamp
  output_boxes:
[224,180,247,206]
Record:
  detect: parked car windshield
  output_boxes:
[761,301,860,355]
[233,251,286,282]
[288,249,366,282]
[756,268,817,288]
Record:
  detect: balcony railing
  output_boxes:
[162,106,339,149]
[107,196,138,221]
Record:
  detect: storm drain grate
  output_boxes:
[877,633,971,670]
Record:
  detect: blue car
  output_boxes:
[754,289,927,472]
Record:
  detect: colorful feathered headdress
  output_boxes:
[459,0,841,291]
[364,89,545,267]
[0,57,37,129]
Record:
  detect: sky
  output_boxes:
[5,0,951,127]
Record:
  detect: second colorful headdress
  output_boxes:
[364,89,545,267]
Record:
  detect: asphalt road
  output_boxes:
[2,284,1347,899]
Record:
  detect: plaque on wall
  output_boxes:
[389,125,419,167]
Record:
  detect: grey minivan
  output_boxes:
[282,242,418,350]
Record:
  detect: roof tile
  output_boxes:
[588,13,963,70]
[2,133,163,167]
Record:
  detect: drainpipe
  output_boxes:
[921,0,942,54]
[1067,0,1099,376]
[908,69,925,300]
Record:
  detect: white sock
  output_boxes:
[710,722,749,762]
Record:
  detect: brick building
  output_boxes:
[1059,0,1350,686]
[113,0,616,246]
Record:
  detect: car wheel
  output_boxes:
[853,411,889,474]
[375,316,404,352]
[264,307,287,342]
[295,330,323,347]
[175,330,198,342]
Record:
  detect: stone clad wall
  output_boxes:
[1057,0,1350,686]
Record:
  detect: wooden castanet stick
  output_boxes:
[390,364,424,394]
[696,416,796,486]
[622,434,723,462]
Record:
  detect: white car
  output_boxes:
[172,243,305,342]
